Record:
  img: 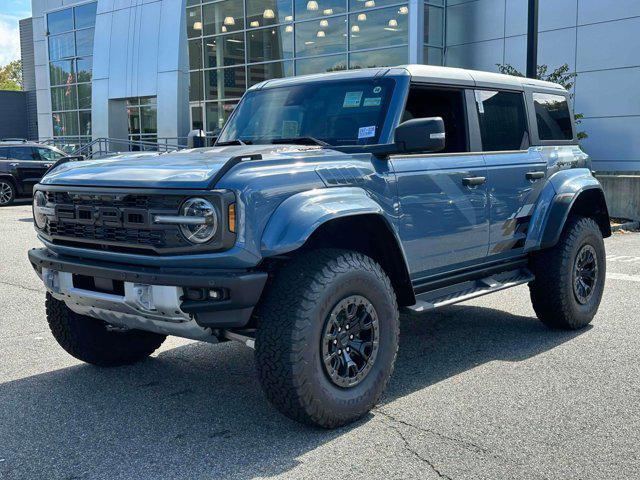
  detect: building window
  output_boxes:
[186,0,444,134]
[46,2,97,142]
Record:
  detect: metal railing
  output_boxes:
[41,136,219,159]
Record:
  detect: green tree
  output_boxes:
[496,63,587,140]
[0,60,23,91]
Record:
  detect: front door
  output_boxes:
[474,90,546,256]
[392,86,489,280]
[393,153,489,279]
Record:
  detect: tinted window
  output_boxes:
[403,87,468,153]
[9,147,37,160]
[533,93,573,141]
[476,90,529,151]
[35,147,65,161]
[0,147,9,159]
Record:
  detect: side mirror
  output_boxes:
[394,117,445,154]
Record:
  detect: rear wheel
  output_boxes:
[254,249,399,428]
[529,215,606,329]
[46,293,166,366]
[0,180,15,206]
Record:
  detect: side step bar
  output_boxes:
[404,268,534,314]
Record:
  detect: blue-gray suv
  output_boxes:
[29,66,611,428]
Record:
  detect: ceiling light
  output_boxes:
[388,19,398,27]
[317,30,325,37]
[193,21,202,30]
[227,38,242,43]
[305,40,315,44]
[307,1,318,11]
[223,16,235,26]
[285,15,293,21]
[285,25,294,32]
[323,8,333,14]
[320,19,328,27]
[250,20,259,27]
[221,25,227,32]
[351,25,360,32]
[263,9,275,19]
[357,13,367,21]
[398,6,409,14]
[364,0,375,7]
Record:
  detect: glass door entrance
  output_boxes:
[126,97,157,150]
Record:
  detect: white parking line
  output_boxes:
[607,255,640,263]
[607,273,640,283]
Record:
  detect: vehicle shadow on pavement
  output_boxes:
[0,304,586,479]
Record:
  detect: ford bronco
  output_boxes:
[28,65,610,428]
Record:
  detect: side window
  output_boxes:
[0,147,9,159]
[402,87,468,153]
[35,147,65,161]
[8,147,38,160]
[475,90,529,151]
[533,93,573,141]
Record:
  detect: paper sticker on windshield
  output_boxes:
[282,121,299,138]
[343,91,363,108]
[363,97,382,107]
[358,126,376,139]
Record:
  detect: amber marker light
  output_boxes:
[228,203,236,233]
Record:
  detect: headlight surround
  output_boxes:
[33,191,48,229]
[178,197,218,244]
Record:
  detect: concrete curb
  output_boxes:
[612,221,640,232]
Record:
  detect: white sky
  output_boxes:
[0,10,28,67]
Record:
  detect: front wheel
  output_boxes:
[0,180,15,206]
[254,249,399,428]
[529,216,606,329]
[46,293,166,366]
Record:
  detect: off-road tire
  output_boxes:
[529,215,606,330]
[0,179,16,206]
[254,249,399,428]
[46,293,166,366]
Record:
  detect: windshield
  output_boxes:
[217,78,396,146]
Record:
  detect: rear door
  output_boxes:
[474,90,546,256]
[8,146,50,194]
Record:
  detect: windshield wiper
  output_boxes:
[216,139,252,146]
[270,137,329,147]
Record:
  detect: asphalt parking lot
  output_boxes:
[1,201,639,480]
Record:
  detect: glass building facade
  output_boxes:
[47,2,97,144]
[187,0,445,134]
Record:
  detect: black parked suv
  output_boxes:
[0,140,67,206]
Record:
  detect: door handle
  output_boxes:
[462,176,486,187]
[526,171,545,180]
[9,163,18,167]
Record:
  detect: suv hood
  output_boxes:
[40,145,331,189]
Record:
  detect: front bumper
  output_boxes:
[28,248,268,330]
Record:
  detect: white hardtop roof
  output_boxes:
[253,64,566,92]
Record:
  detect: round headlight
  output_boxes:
[33,191,48,229]
[179,197,218,244]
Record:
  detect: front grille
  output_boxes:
[47,222,166,248]
[41,189,186,253]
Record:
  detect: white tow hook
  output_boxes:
[43,269,60,293]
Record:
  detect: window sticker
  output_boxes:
[282,120,299,138]
[343,91,363,108]
[363,97,382,107]
[358,125,376,139]
[373,86,382,94]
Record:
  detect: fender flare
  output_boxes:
[261,187,390,256]
[524,168,610,251]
